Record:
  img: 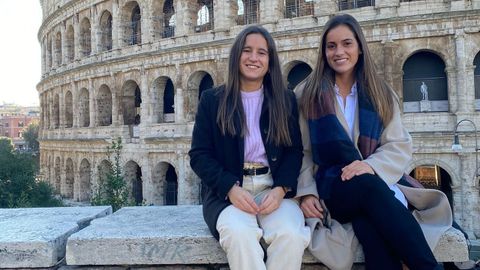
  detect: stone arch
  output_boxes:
[187,71,214,121]
[124,160,143,205]
[407,158,458,188]
[284,60,312,90]
[79,159,91,202]
[121,80,141,125]
[99,10,113,52]
[152,76,175,123]
[79,88,90,127]
[64,158,74,198]
[55,31,62,66]
[121,1,142,46]
[97,85,112,126]
[239,0,259,25]
[152,161,178,205]
[195,0,213,32]
[402,50,448,113]
[97,159,112,187]
[284,0,314,18]
[65,91,73,128]
[53,94,60,129]
[474,51,480,110]
[80,17,92,56]
[163,0,175,38]
[65,25,74,62]
[408,162,454,211]
[54,156,61,193]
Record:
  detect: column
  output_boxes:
[91,5,99,55]
[315,0,337,18]
[73,13,81,60]
[140,69,151,125]
[175,0,196,36]
[112,0,120,49]
[260,0,282,24]
[454,30,473,113]
[213,0,236,31]
[89,79,96,127]
[111,73,121,126]
[72,82,79,128]
[174,65,185,123]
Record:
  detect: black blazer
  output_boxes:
[189,86,303,239]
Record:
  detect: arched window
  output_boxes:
[53,94,60,129]
[65,91,73,128]
[152,76,175,123]
[474,52,480,110]
[286,62,312,90]
[163,0,175,38]
[65,158,74,198]
[338,0,375,10]
[55,32,62,66]
[100,11,113,52]
[238,0,259,25]
[410,165,453,211]
[80,18,92,56]
[97,85,112,126]
[195,0,213,32]
[165,164,178,205]
[65,25,74,62]
[79,88,90,127]
[124,161,143,205]
[284,0,314,18]
[79,159,91,202]
[121,81,141,125]
[187,71,214,121]
[402,51,448,112]
[131,4,141,45]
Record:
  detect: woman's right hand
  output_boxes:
[300,195,324,218]
[227,185,259,214]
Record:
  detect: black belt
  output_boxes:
[243,166,269,176]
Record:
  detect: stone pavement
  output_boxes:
[0,206,111,268]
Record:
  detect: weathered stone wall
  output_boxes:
[38,0,480,238]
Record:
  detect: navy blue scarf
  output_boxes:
[307,84,384,199]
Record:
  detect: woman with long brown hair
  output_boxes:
[189,25,310,270]
[296,14,449,270]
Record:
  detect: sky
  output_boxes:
[0,1,42,107]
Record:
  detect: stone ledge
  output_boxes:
[66,205,469,267]
[0,206,112,268]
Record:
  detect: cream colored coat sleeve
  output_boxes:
[294,83,319,199]
[362,100,413,186]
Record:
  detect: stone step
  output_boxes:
[66,205,469,266]
[0,206,112,268]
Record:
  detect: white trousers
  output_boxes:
[216,173,310,270]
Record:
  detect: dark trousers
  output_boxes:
[324,174,440,270]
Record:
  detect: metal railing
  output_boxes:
[338,0,375,10]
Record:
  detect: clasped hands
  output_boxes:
[227,185,285,215]
[301,160,374,218]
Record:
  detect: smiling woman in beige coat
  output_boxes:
[295,14,451,270]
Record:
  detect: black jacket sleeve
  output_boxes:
[189,90,239,200]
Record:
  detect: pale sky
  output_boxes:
[0,1,42,107]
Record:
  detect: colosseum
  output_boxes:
[37,0,480,238]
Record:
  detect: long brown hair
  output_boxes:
[300,14,395,125]
[217,25,292,146]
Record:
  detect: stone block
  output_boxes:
[66,205,469,267]
[0,206,112,268]
[66,206,225,265]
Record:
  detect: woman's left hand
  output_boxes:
[258,187,285,215]
[341,160,374,181]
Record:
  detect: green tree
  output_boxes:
[22,122,39,152]
[91,137,133,211]
[0,137,62,208]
